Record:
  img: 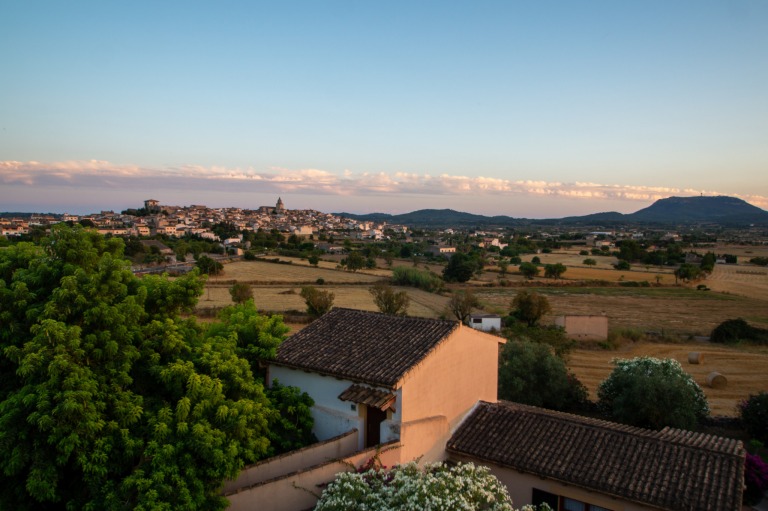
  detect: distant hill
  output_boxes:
[626,196,768,224]
[336,195,768,228]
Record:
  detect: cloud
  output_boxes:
[1,159,767,210]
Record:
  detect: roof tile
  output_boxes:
[447,401,744,511]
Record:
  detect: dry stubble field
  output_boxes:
[198,247,768,416]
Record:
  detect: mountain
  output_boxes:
[336,196,768,228]
[626,196,768,224]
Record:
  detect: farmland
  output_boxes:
[195,245,768,416]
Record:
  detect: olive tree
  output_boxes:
[369,283,410,316]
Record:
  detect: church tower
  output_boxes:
[276,197,285,212]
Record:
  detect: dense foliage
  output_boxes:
[739,392,768,444]
[391,266,442,292]
[744,453,768,505]
[442,252,479,283]
[0,226,312,510]
[315,461,550,511]
[597,357,709,430]
[510,290,551,327]
[711,318,768,345]
[498,340,587,412]
[369,284,410,316]
[300,286,335,318]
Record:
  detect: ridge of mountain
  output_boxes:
[336,196,768,228]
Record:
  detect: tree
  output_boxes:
[0,225,285,509]
[531,256,541,264]
[369,283,410,316]
[511,290,551,327]
[711,318,768,345]
[518,262,539,279]
[497,259,509,276]
[229,281,253,303]
[498,340,587,412]
[674,263,702,283]
[543,263,567,279]
[316,462,523,511]
[583,258,597,266]
[196,254,223,275]
[614,259,631,271]
[739,392,768,444]
[447,289,479,324]
[597,357,709,430]
[307,254,320,267]
[442,252,477,283]
[300,286,335,318]
[345,250,365,272]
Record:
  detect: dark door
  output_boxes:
[365,406,387,447]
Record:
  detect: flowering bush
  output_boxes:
[315,461,552,511]
[744,453,768,505]
[597,356,709,430]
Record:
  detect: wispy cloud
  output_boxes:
[2,160,767,210]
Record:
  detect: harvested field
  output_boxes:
[568,341,768,416]
[474,286,768,335]
[206,259,384,284]
[704,262,768,302]
[197,285,450,319]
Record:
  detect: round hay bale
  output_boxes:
[688,352,703,364]
[706,372,727,389]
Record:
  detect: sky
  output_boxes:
[1,1,767,218]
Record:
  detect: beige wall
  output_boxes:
[399,325,500,426]
[555,315,608,340]
[450,453,656,511]
[225,442,402,511]
[221,429,359,494]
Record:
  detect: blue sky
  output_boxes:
[1,1,766,217]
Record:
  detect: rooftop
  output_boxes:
[447,401,745,511]
[273,308,459,388]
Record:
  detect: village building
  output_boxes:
[224,309,745,511]
[469,313,502,332]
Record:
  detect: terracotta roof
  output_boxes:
[446,401,744,511]
[273,308,459,388]
[339,384,396,411]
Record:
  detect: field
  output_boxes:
[569,341,768,416]
[195,245,768,416]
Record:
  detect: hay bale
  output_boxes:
[706,372,727,389]
[688,352,703,364]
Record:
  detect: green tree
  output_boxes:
[510,290,551,327]
[0,225,279,510]
[614,259,631,271]
[583,258,597,266]
[498,340,587,412]
[544,263,567,279]
[674,263,702,283]
[518,261,539,279]
[229,281,253,303]
[300,286,335,318]
[196,254,223,275]
[345,250,365,272]
[531,256,541,264]
[597,357,709,430]
[368,283,410,316]
[442,252,477,283]
[739,392,768,444]
[447,289,479,324]
[307,254,320,267]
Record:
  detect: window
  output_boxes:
[532,489,612,511]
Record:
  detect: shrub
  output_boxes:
[392,266,442,292]
[711,318,768,345]
[369,283,410,316]
[315,462,527,511]
[597,357,709,430]
[739,392,768,444]
[510,290,551,327]
[744,453,768,505]
[300,286,335,318]
[229,282,253,303]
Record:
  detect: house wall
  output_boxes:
[225,442,403,511]
[449,454,656,511]
[554,315,608,340]
[221,429,359,494]
[398,326,500,462]
[269,366,402,450]
[470,317,502,332]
